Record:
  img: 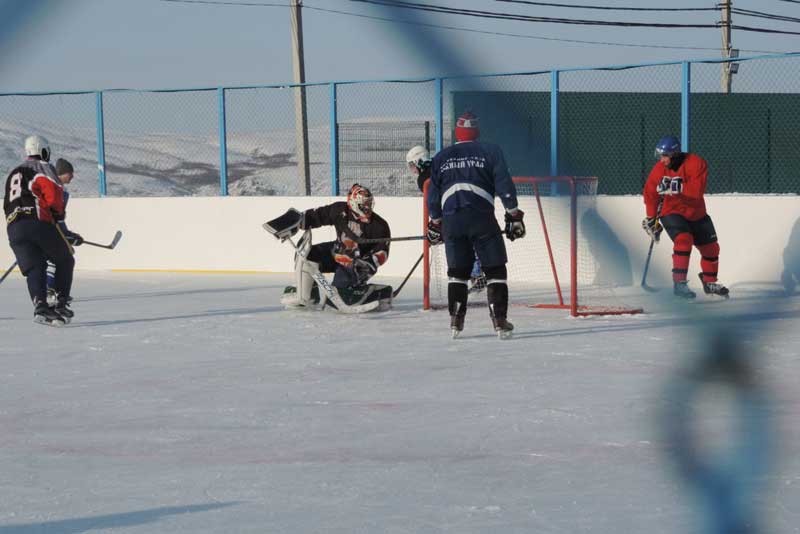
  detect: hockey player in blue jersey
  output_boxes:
[426,111,526,339]
[46,158,83,305]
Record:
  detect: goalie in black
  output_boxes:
[266,184,393,312]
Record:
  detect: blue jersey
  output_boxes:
[427,140,518,219]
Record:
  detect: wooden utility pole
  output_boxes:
[720,0,733,93]
[290,0,311,194]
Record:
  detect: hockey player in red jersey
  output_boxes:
[642,135,729,299]
[3,135,75,325]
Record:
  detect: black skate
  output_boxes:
[673,281,696,300]
[698,273,730,299]
[54,297,74,324]
[450,315,465,339]
[491,316,514,340]
[33,298,66,327]
[46,287,57,306]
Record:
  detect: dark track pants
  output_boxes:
[7,219,74,304]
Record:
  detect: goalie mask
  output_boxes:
[347,183,374,223]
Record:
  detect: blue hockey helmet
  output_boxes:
[655,135,681,159]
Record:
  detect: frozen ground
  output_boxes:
[0,271,798,534]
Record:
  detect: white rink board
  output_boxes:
[0,195,797,287]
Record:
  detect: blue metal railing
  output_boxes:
[1,51,797,197]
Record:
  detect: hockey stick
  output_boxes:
[641,200,664,293]
[54,224,75,255]
[83,230,123,250]
[355,235,426,244]
[392,252,424,298]
[0,261,18,285]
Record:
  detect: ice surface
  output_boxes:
[0,272,798,533]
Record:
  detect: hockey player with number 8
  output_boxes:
[643,135,729,299]
[3,135,75,325]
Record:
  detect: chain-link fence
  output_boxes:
[1,53,798,198]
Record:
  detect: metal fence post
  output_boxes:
[550,70,559,177]
[435,78,443,153]
[95,91,107,197]
[330,82,338,195]
[218,87,228,196]
[682,61,691,152]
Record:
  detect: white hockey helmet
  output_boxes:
[405,145,430,172]
[24,135,51,161]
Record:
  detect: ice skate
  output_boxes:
[673,280,696,300]
[54,297,74,324]
[698,273,729,299]
[33,298,66,327]
[491,316,514,340]
[450,315,465,339]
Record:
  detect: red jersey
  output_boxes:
[643,152,708,221]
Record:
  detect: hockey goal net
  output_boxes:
[423,176,643,316]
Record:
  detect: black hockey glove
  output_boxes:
[354,255,379,284]
[642,216,663,241]
[67,233,84,246]
[504,208,526,241]
[427,218,443,245]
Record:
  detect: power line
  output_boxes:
[733,7,800,24]
[495,0,718,12]
[348,0,800,35]
[346,0,720,29]
[304,3,775,52]
[158,0,791,53]
[160,0,286,6]
[732,24,800,35]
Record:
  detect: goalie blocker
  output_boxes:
[264,207,393,314]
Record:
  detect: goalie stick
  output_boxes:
[262,222,381,314]
[83,230,123,250]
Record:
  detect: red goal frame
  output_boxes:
[423,176,643,317]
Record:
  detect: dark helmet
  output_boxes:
[655,135,681,159]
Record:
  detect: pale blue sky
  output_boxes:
[1,0,798,93]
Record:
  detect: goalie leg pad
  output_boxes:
[281,254,322,308]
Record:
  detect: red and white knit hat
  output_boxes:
[455,111,480,142]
